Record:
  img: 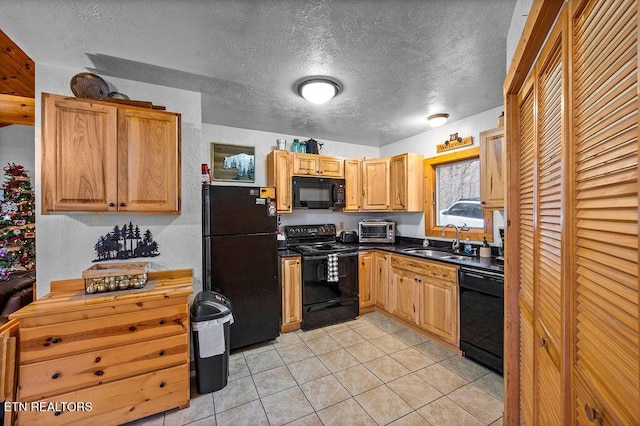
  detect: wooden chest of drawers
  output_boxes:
[9,269,193,426]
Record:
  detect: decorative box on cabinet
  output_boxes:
[9,269,193,426]
[41,93,181,214]
[266,150,292,213]
[292,153,344,177]
[280,256,302,332]
[479,127,505,209]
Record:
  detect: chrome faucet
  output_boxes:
[441,224,460,252]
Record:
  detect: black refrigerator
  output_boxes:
[202,185,280,350]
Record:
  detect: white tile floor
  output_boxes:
[127,312,504,426]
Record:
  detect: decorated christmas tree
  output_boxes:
[0,163,36,281]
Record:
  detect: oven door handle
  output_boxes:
[303,253,358,261]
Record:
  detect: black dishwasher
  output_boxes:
[459,267,504,375]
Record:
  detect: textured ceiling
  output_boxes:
[0,0,516,146]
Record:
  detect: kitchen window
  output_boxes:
[424,146,493,241]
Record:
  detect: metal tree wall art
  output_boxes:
[93,222,159,262]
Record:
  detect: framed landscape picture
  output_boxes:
[210,142,256,182]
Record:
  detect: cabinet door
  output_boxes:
[42,94,118,213]
[267,151,292,213]
[362,158,390,210]
[358,252,374,311]
[389,267,419,324]
[479,127,505,209]
[344,159,361,211]
[570,0,639,422]
[292,154,319,176]
[318,156,344,177]
[118,108,180,213]
[390,155,407,210]
[281,257,301,332]
[418,276,458,345]
[372,252,390,310]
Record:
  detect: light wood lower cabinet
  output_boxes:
[390,255,459,346]
[10,270,193,426]
[281,256,302,332]
[358,251,374,312]
[372,252,390,311]
[388,266,419,324]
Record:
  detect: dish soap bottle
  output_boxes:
[479,237,492,258]
[464,238,472,255]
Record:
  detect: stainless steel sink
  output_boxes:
[441,255,468,260]
[402,249,451,258]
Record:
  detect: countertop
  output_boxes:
[279,243,504,274]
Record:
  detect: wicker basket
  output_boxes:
[82,262,150,294]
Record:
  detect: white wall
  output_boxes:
[200,124,380,233]
[380,106,506,244]
[35,64,203,297]
[0,125,35,179]
[507,0,535,69]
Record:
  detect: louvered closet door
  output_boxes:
[534,16,565,424]
[571,0,639,423]
[516,77,535,425]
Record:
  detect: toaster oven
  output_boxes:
[358,220,395,244]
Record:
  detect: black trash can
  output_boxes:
[191,291,233,394]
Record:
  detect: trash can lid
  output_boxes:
[191,291,233,321]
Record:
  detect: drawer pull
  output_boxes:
[159,319,165,325]
[158,350,165,356]
[159,382,166,388]
[95,357,101,363]
[129,326,137,332]
[94,370,104,376]
[51,373,61,379]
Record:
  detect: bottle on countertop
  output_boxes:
[464,238,472,255]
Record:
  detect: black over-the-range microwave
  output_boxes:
[292,176,346,209]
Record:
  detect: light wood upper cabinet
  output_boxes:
[292,153,344,177]
[358,251,374,312]
[362,158,391,210]
[41,93,181,214]
[344,159,362,211]
[281,256,302,332]
[267,150,292,213]
[479,127,505,209]
[390,153,424,211]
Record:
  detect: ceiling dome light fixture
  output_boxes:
[297,78,340,105]
[427,113,449,127]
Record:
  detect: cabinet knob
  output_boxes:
[54,411,62,417]
[129,326,137,332]
[159,319,165,325]
[158,350,165,356]
[109,202,115,207]
[94,370,104,376]
[50,337,60,344]
[481,201,486,205]
[584,403,601,422]
[119,202,126,207]
[159,382,166,388]
[51,373,61,379]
